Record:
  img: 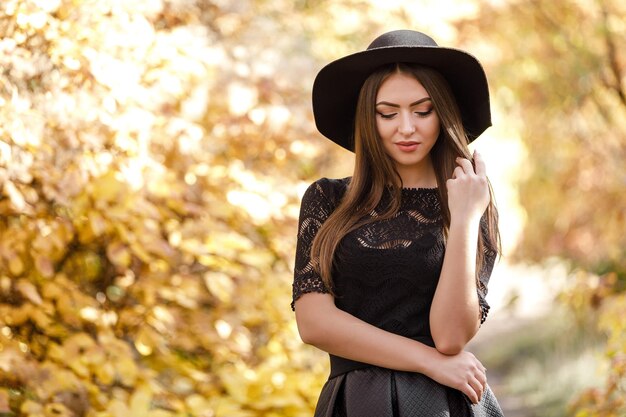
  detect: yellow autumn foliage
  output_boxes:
[0,0,347,415]
[2,0,626,416]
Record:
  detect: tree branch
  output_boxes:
[599,0,626,108]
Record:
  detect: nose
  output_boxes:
[398,111,416,136]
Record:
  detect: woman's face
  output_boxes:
[375,71,440,175]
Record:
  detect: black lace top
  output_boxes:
[292,177,496,378]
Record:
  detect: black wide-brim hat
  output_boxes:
[312,30,491,152]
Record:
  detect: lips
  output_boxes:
[395,141,420,152]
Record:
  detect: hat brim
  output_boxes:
[312,45,491,152]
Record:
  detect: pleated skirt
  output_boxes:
[313,367,505,417]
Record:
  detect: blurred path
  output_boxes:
[470,316,537,417]
[467,260,568,417]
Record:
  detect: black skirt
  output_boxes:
[313,367,505,417]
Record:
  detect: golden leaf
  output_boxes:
[20,399,43,415]
[6,304,32,326]
[204,272,234,303]
[95,361,116,385]
[79,306,100,323]
[88,210,107,237]
[89,171,124,203]
[30,308,52,330]
[41,280,63,300]
[115,357,138,387]
[34,255,55,278]
[129,386,152,417]
[238,248,275,269]
[184,394,214,415]
[4,180,27,211]
[44,403,74,417]
[56,296,82,328]
[106,241,132,268]
[106,399,130,417]
[129,240,153,263]
[134,326,158,356]
[8,252,25,276]
[0,388,10,413]
[17,280,43,305]
[66,356,90,378]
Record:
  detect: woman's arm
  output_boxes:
[430,151,491,354]
[295,292,487,404]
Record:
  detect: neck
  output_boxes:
[395,157,437,188]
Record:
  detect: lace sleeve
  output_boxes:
[477,217,498,324]
[291,178,342,310]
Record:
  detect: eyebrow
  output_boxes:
[375,97,432,107]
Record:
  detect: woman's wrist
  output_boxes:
[449,213,481,231]
[413,344,439,376]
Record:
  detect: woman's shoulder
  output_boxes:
[311,176,351,190]
[303,176,350,205]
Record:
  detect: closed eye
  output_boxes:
[377,108,434,119]
[416,108,434,117]
[377,112,397,119]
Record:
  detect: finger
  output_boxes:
[474,362,487,386]
[464,383,479,405]
[473,150,487,177]
[456,157,474,175]
[451,166,465,180]
[468,376,484,404]
[476,370,487,388]
[475,375,487,402]
[475,362,488,387]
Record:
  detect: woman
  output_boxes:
[292,30,504,416]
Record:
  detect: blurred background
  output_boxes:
[0,0,624,416]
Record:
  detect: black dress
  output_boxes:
[292,178,505,417]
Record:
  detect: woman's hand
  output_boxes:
[446,150,490,224]
[425,349,487,405]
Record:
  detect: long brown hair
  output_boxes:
[311,63,501,292]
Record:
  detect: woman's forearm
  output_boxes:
[429,217,482,354]
[295,292,439,374]
[295,291,488,404]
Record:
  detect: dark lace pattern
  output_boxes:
[292,177,495,329]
